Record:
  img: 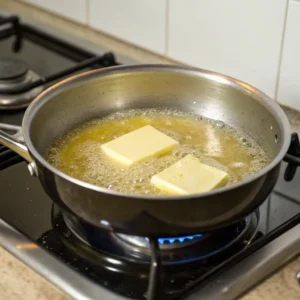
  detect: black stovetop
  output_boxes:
[1,14,300,300]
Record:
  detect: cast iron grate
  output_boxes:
[0,14,119,170]
[0,144,23,170]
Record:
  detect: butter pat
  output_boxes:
[101,125,178,166]
[151,154,228,195]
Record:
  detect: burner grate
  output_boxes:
[0,123,24,170]
[48,207,259,300]
[0,53,117,95]
[0,15,22,52]
[0,14,119,170]
[0,144,23,170]
[61,207,258,264]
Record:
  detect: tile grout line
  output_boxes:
[274,0,290,101]
[164,0,170,56]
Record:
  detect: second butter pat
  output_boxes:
[151,154,228,195]
[100,125,178,166]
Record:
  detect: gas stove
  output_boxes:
[1,14,300,300]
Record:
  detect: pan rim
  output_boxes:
[22,64,291,200]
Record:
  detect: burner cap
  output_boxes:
[56,208,259,266]
[115,233,204,250]
[0,58,28,80]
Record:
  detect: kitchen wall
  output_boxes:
[19,0,300,111]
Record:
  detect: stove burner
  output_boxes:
[0,58,43,109]
[41,206,259,299]
[57,207,259,265]
[115,233,203,250]
[0,58,28,80]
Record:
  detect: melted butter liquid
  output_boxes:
[47,109,270,195]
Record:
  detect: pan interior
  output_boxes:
[46,107,270,195]
[26,66,288,193]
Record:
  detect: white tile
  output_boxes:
[277,1,300,110]
[168,0,287,98]
[19,0,88,24]
[89,0,167,55]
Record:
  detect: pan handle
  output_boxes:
[283,132,300,181]
[0,128,32,162]
[0,126,37,176]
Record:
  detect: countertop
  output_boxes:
[1,245,300,300]
[242,256,300,300]
[1,0,300,299]
[0,247,69,300]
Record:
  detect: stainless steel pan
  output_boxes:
[0,65,291,236]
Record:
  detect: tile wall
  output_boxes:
[19,0,300,110]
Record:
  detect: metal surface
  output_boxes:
[0,58,28,80]
[1,9,300,300]
[2,218,300,300]
[147,239,161,300]
[0,14,118,167]
[0,123,23,142]
[0,126,32,162]
[114,214,253,252]
[0,124,25,170]
[0,64,291,236]
[0,15,118,109]
[0,219,127,300]
[115,233,204,250]
[185,223,300,300]
[0,69,43,109]
[57,208,258,265]
[2,54,117,95]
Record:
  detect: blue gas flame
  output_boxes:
[158,234,202,245]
